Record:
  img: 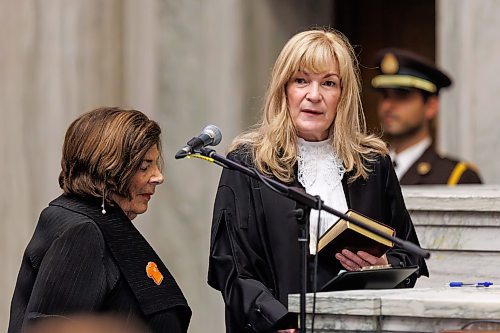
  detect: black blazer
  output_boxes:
[8,194,191,333]
[208,149,428,333]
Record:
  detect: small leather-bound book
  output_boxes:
[317,210,395,259]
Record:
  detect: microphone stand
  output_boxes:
[193,147,430,333]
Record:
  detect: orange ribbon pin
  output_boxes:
[146,261,164,286]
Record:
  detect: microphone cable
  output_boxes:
[186,153,227,168]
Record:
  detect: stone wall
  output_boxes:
[404,185,500,287]
[437,0,500,184]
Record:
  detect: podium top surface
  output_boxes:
[402,185,500,211]
[289,287,500,319]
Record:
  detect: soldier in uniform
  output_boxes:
[371,48,482,185]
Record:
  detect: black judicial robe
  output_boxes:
[208,149,428,333]
[8,194,191,333]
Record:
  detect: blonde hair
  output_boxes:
[230,28,387,183]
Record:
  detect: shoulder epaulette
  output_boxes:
[447,162,477,185]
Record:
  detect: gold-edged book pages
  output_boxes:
[317,210,395,258]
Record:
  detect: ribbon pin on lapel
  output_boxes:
[146,262,164,286]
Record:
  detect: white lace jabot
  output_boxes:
[297,137,348,254]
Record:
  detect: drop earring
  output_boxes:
[101,184,107,215]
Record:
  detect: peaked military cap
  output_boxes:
[371,48,452,94]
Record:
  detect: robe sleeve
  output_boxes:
[383,155,429,286]
[207,163,289,332]
[24,222,108,322]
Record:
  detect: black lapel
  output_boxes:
[341,171,352,208]
[50,195,191,323]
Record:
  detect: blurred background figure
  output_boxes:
[371,48,482,185]
[8,108,191,333]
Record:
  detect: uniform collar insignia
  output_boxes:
[381,53,399,74]
[417,162,431,175]
[146,261,164,286]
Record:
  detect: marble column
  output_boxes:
[0,0,124,330]
[437,0,500,184]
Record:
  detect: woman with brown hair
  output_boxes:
[8,107,191,333]
[208,29,428,332]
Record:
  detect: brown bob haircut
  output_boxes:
[59,107,162,201]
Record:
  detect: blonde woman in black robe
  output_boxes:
[208,29,428,333]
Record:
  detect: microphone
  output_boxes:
[175,125,222,159]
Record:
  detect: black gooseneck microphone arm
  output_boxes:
[198,147,430,258]
[192,147,430,333]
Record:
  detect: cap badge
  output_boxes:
[146,261,164,286]
[381,53,399,74]
[417,162,431,176]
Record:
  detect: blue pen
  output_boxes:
[449,281,493,287]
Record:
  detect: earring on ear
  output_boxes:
[101,181,107,215]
